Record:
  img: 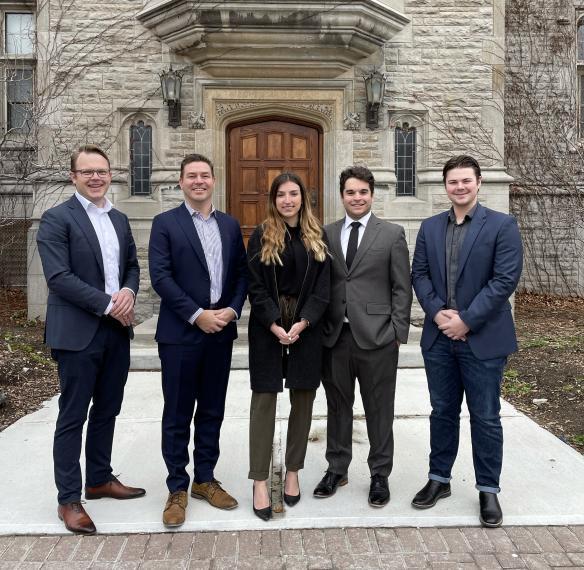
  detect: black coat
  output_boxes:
[247,225,330,392]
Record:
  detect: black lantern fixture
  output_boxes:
[364,70,387,129]
[160,66,183,128]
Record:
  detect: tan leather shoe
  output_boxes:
[85,476,146,500]
[191,479,238,510]
[163,490,188,527]
[57,502,96,535]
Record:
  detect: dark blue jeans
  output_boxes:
[422,334,507,493]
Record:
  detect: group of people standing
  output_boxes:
[37,145,522,536]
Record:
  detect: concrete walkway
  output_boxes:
[1,367,583,536]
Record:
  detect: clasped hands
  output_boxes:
[270,320,308,345]
[109,289,135,326]
[434,309,469,341]
[195,308,235,334]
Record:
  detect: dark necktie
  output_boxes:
[346,221,360,269]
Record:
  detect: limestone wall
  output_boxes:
[25,0,513,320]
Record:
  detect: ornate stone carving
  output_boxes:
[344,112,361,131]
[288,103,334,120]
[188,112,206,129]
[216,102,258,117]
[215,101,334,122]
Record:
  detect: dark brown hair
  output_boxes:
[339,165,375,195]
[180,153,214,178]
[442,155,481,182]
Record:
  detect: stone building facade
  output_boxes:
[506,0,584,296]
[1,1,515,319]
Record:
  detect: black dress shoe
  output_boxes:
[411,480,451,509]
[368,474,390,507]
[252,483,272,522]
[313,471,348,498]
[283,491,301,507]
[479,491,503,528]
[283,471,301,507]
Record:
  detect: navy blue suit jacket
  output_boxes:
[412,202,523,360]
[37,195,140,351]
[148,204,248,345]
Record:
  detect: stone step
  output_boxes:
[131,312,424,370]
[130,343,424,371]
[134,315,422,347]
[130,345,250,371]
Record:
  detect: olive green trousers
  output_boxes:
[248,389,317,480]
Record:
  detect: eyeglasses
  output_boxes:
[73,169,111,178]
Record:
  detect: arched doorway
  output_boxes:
[227,117,323,243]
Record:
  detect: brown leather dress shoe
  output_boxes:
[58,502,96,535]
[191,479,238,510]
[163,490,188,527]
[85,476,146,500]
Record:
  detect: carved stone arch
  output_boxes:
[210,103,337,217]
[224,114,325,242]
[388,109,429,171]
[215,101,334,133]
[113,107,162,171]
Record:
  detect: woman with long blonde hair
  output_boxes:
[247,172,330,521]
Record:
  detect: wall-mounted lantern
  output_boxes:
[364,70,387,129]
[160,66,183,128]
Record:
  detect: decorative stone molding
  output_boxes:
[188,112,206,129]
[344,112,361,131]
[215,101,334,122]
[138,1,409,78]
[216,102,258,117]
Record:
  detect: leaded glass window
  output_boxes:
[5,13,34,54]
[6,67,33,132]
[395,125,416,197]
[130,121,152,196]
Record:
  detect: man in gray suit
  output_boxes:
[313,165,412,507]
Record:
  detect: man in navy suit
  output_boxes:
[411,155,523,527]
[149,153,247,527]
[37,145,145,535]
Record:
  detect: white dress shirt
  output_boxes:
[340,211,372,323]
[340,210,372,258]
[183,201,238,325]
[75,192,133,315]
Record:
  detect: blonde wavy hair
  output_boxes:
[260,172,328,265]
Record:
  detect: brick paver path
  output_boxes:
[1,526,583,568]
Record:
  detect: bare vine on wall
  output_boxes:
[505,0,584,296]
[409,0,583,296]
[0,0,161,286]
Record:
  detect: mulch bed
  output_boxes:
[504,292,584,453]
[0,288,58,430]
[0,289,582,456]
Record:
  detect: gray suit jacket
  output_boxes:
[323,213,412,350]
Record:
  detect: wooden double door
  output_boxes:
[228,118,323,244]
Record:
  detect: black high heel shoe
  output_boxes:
[283,472,301,507]
[252,482,272,521]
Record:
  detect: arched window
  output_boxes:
[395,124,416,197]
[129,121,152,195]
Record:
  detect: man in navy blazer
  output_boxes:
[149,153,247,527]
[37,145,145,535]
[411,155,523,528]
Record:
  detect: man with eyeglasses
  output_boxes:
[37,145,145,535]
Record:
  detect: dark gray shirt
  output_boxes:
[445,204,477,309]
